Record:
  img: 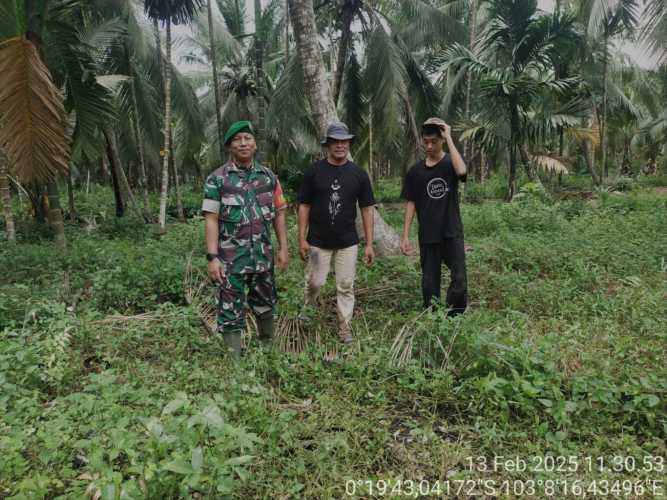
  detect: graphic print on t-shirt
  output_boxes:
[427,177,449,199]
[329,178,342,224]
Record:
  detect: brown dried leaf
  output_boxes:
[0,37,70,182]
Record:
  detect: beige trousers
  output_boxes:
[304,245,358,326]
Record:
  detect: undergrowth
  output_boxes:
[1,184,666,498]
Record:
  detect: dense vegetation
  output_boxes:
[1,0,667,244]
[1,179,666,497]
[1,0,667,497]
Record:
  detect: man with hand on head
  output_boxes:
[297,121,376,343]
[202,120,289,359]
[400,117,468,316]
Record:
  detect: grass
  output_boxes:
[1,181,666,498]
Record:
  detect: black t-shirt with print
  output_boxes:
[298,159,375,249]
[401,155,466,243]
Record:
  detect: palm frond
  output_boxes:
[394,0,466,49]
[0,37,70,181]
[364,26,409,144]
[144,0,205,25]
[439,42,502,82]
[340,48,365,136]
[0,1,25,40]
[96,74,132,90]
[399,41,440,121]
[265,54,319,161]
[439,64,467,117]
[190,0,241,61]
[585,0,639,39]
[217,0,246,37]
[566,125,600,146]
[530,153,569,174]
[44,15,117,160]
[641,0,667,62]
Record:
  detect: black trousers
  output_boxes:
[419,238,468,316]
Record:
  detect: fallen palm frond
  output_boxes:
[389,309,431,367]
[184,253,217,335]
[354,285,410,301]
[273,315,344,358]
[275,314,311,354]
[94,312,163,325]
[389,309,463,370]
[0,37,70,182]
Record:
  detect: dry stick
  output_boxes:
[441,324,461,372]
[8,174,30,199]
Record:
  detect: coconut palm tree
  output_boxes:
[0,0,116,247]
[208,0,226,157]
[144,0,203,230]
[577,0,638,179]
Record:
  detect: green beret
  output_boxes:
[224,120,255,145]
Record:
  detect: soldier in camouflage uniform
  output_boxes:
[202,121,289,358]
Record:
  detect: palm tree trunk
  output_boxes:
[153,18,165,86]
[207,0,226,159]
[159,18,173,231]
[66,167,76,221]
[480,150,486,183]
[519,144,535,181]
[508,100,520,200]
[333,3,355,106]
[583,115,600,185]
[103,126,134,204]
[464,0,478,163]
[130,77,152,221]
[104,128,126,217]
[601,31,609,180]
[285,0,290,66]
[287,0,337,135]
[46,181,66,249]
[620,137,631,176]
[402,92,421,169]
[368,104,373,180]
[169,131,185,221]
[254,0,267,156]
[0,152,16,241]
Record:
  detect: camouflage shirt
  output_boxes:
[202,160,287,274]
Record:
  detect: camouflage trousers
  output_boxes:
[217,272,277,333]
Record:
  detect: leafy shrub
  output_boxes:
[374,177,404,202]
[463,174,508,202]
[612,176,636,192]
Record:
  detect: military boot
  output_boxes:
[256,313,274,348]
[222,331,243,360]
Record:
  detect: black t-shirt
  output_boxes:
[298,159,376,249]
[401,155,466,243]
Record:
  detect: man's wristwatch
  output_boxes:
[206,253,219,262]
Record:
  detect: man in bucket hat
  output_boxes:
[297,121,376,343]
[400,117,468,316]
[202,120,289,358]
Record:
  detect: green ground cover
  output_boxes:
[1,182,666,498]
